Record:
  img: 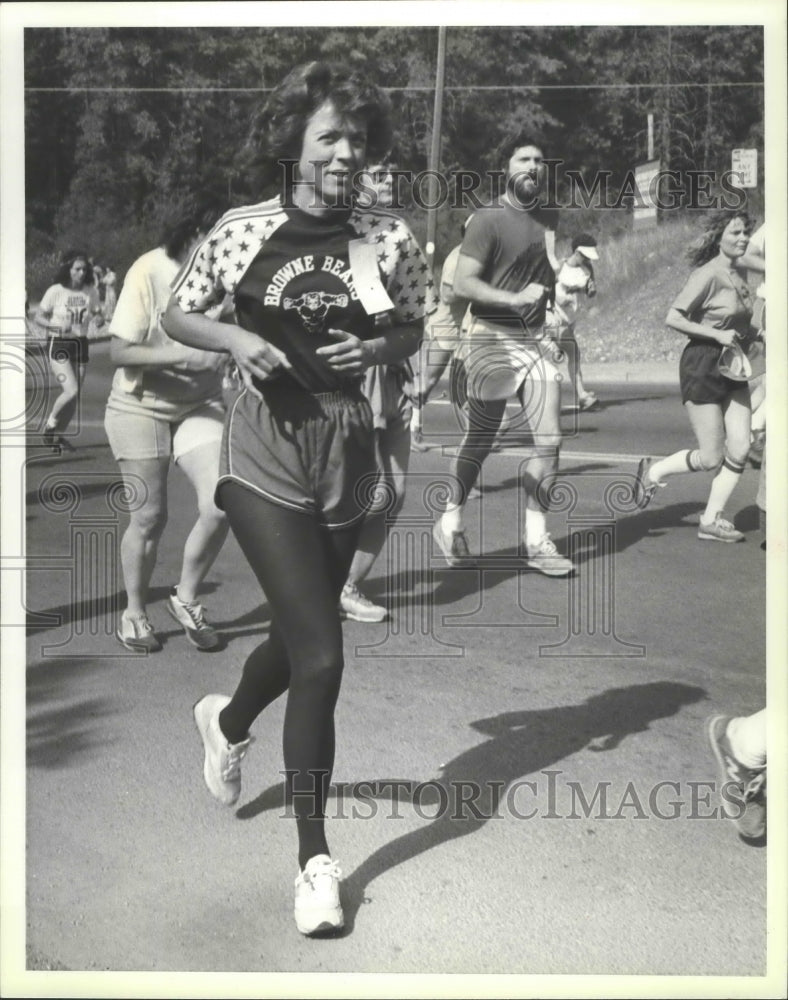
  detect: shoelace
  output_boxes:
[308,859,342,886]
[124,614,153,637]
[538,534,558,555]
[715,516,736,532]
[221,741,250,780]
[742,770,766,801]
[177,597,209,630]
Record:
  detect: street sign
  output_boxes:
[633,158,661,229]
[731,149,758,188]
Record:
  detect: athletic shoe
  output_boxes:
[410,426,429,452]
[115,611,161,652]
[634,456,663,510]
[167,586,220,650]
[433,521,474,567]
[193,694,253,807]
[340,583,387,623]
[525,534,574,577]
[707,715,766,841]
[578,393,600,412]
[467,486,482,502]
[698,513,744,543]
[294,855,344,936]
[42,428,57,448]
[55,434,77,453]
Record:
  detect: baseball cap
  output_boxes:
[571,233,599,261]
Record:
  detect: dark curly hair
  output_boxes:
[54,251,93,288]
[495,130,547,169]
[243,61,392,197]
[686,209,753,268]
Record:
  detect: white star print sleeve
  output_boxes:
[377,219,438,324]
[171,221,227,314]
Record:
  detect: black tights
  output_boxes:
[217,481,361,869]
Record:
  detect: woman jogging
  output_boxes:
[163,61,435,936]
[546,232,600,412]
[35,250,105,449]
[104,213,230,652]
[635,209,755,542]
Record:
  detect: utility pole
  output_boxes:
[425,25,447,264]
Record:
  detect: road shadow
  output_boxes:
[25,582,219,635]
[237,680,707,934]
[26,473,126,508]
[733,504,761,533]
[26,657,120,768]
[370,498,706,609]
[586,392,671,410]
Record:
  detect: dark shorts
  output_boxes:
[679,341,740,405]
[48,336,89,366]
[216,380,378,530]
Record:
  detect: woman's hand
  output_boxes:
[228,326,291,398]
[315,329,371,374]
[715,328,739,348]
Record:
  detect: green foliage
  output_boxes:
[25,25,764,297]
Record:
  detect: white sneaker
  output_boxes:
[525,534,575,577]
[340,583,387,623]
[168,586,220,650]
[433,520,474,567]
[698,513,745,543]
[116,611,161,652]
[294,854,344,936]
[193,694,253,806]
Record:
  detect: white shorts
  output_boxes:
[104,392,225,464]
[461,317,562,401]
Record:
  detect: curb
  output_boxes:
[583,362,679,386]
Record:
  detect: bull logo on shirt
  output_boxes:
[283,291,349,334]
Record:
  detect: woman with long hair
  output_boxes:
[35,250,105,449]
[635,209,756,542]
[163,62,435,935]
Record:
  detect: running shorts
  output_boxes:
[217,379,378,530]
[48,336,89,366]
[461,317,561,402]
[104,390,225,463]
[679,341,742,405]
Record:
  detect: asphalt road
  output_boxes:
[11,343,773,990]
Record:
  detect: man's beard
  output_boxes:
[507,171,543,208]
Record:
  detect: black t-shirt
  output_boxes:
[174,198,437,394]
[460,200,557,330]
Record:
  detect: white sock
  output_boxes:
[727,710,766,769]
[524,507,547,548]
[703,463,743,523]
[649,449,695,484]
[441,504,463,534]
